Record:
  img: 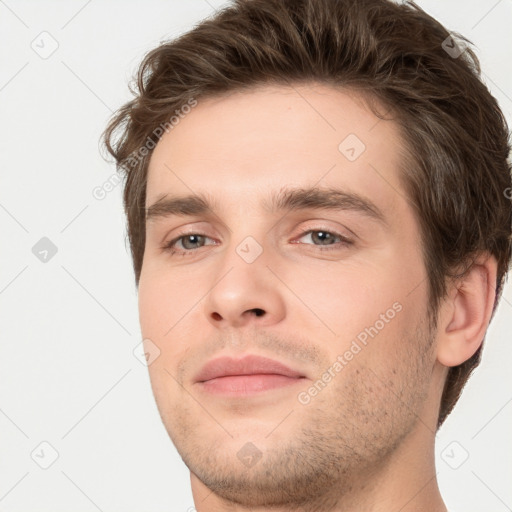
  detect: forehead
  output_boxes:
[145,83,407,218]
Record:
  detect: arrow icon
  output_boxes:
[339,134,365,161]
[31,441,59,469]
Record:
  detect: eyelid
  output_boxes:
[163,231,217,253]
[292,228,352,244]
[292,221,354,242]
[157,221,211,244]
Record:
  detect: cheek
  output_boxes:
[138,265,199,339]
[286,258,405,339]
[138,266,209,382]
[287,247,426,363]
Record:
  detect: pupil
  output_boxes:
[315,231,332,245]
[184,234,202,249]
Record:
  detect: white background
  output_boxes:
[0,1,511,511]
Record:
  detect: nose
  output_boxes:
[203,253,287,329]
[211,307,265,321]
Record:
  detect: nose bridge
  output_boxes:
[213,228,269,298]
[224,204,276,274]
[221,202,270,269]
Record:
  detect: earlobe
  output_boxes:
[436,253,498,368]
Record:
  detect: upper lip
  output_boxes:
[194,355,306,383]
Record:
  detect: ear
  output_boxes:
[436,252,498,367]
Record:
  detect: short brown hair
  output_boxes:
[102,0,512,427]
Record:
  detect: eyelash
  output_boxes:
[161,228,353,256]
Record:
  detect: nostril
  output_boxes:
[252,308,265,317]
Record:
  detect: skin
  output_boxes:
[138,83,497,511]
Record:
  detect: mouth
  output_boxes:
[198,373,306,395]
[194,354,307,396]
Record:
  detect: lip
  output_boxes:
[194,354,306,383]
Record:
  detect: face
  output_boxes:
[139,83,439,508]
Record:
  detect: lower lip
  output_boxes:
[198,374,305,395]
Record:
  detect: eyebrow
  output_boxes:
[145,186,388,226]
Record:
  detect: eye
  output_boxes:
[162,228,353,256]
[293,229,353,251]
[162,233,215,256]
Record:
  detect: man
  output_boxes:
[102,0,511,510]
